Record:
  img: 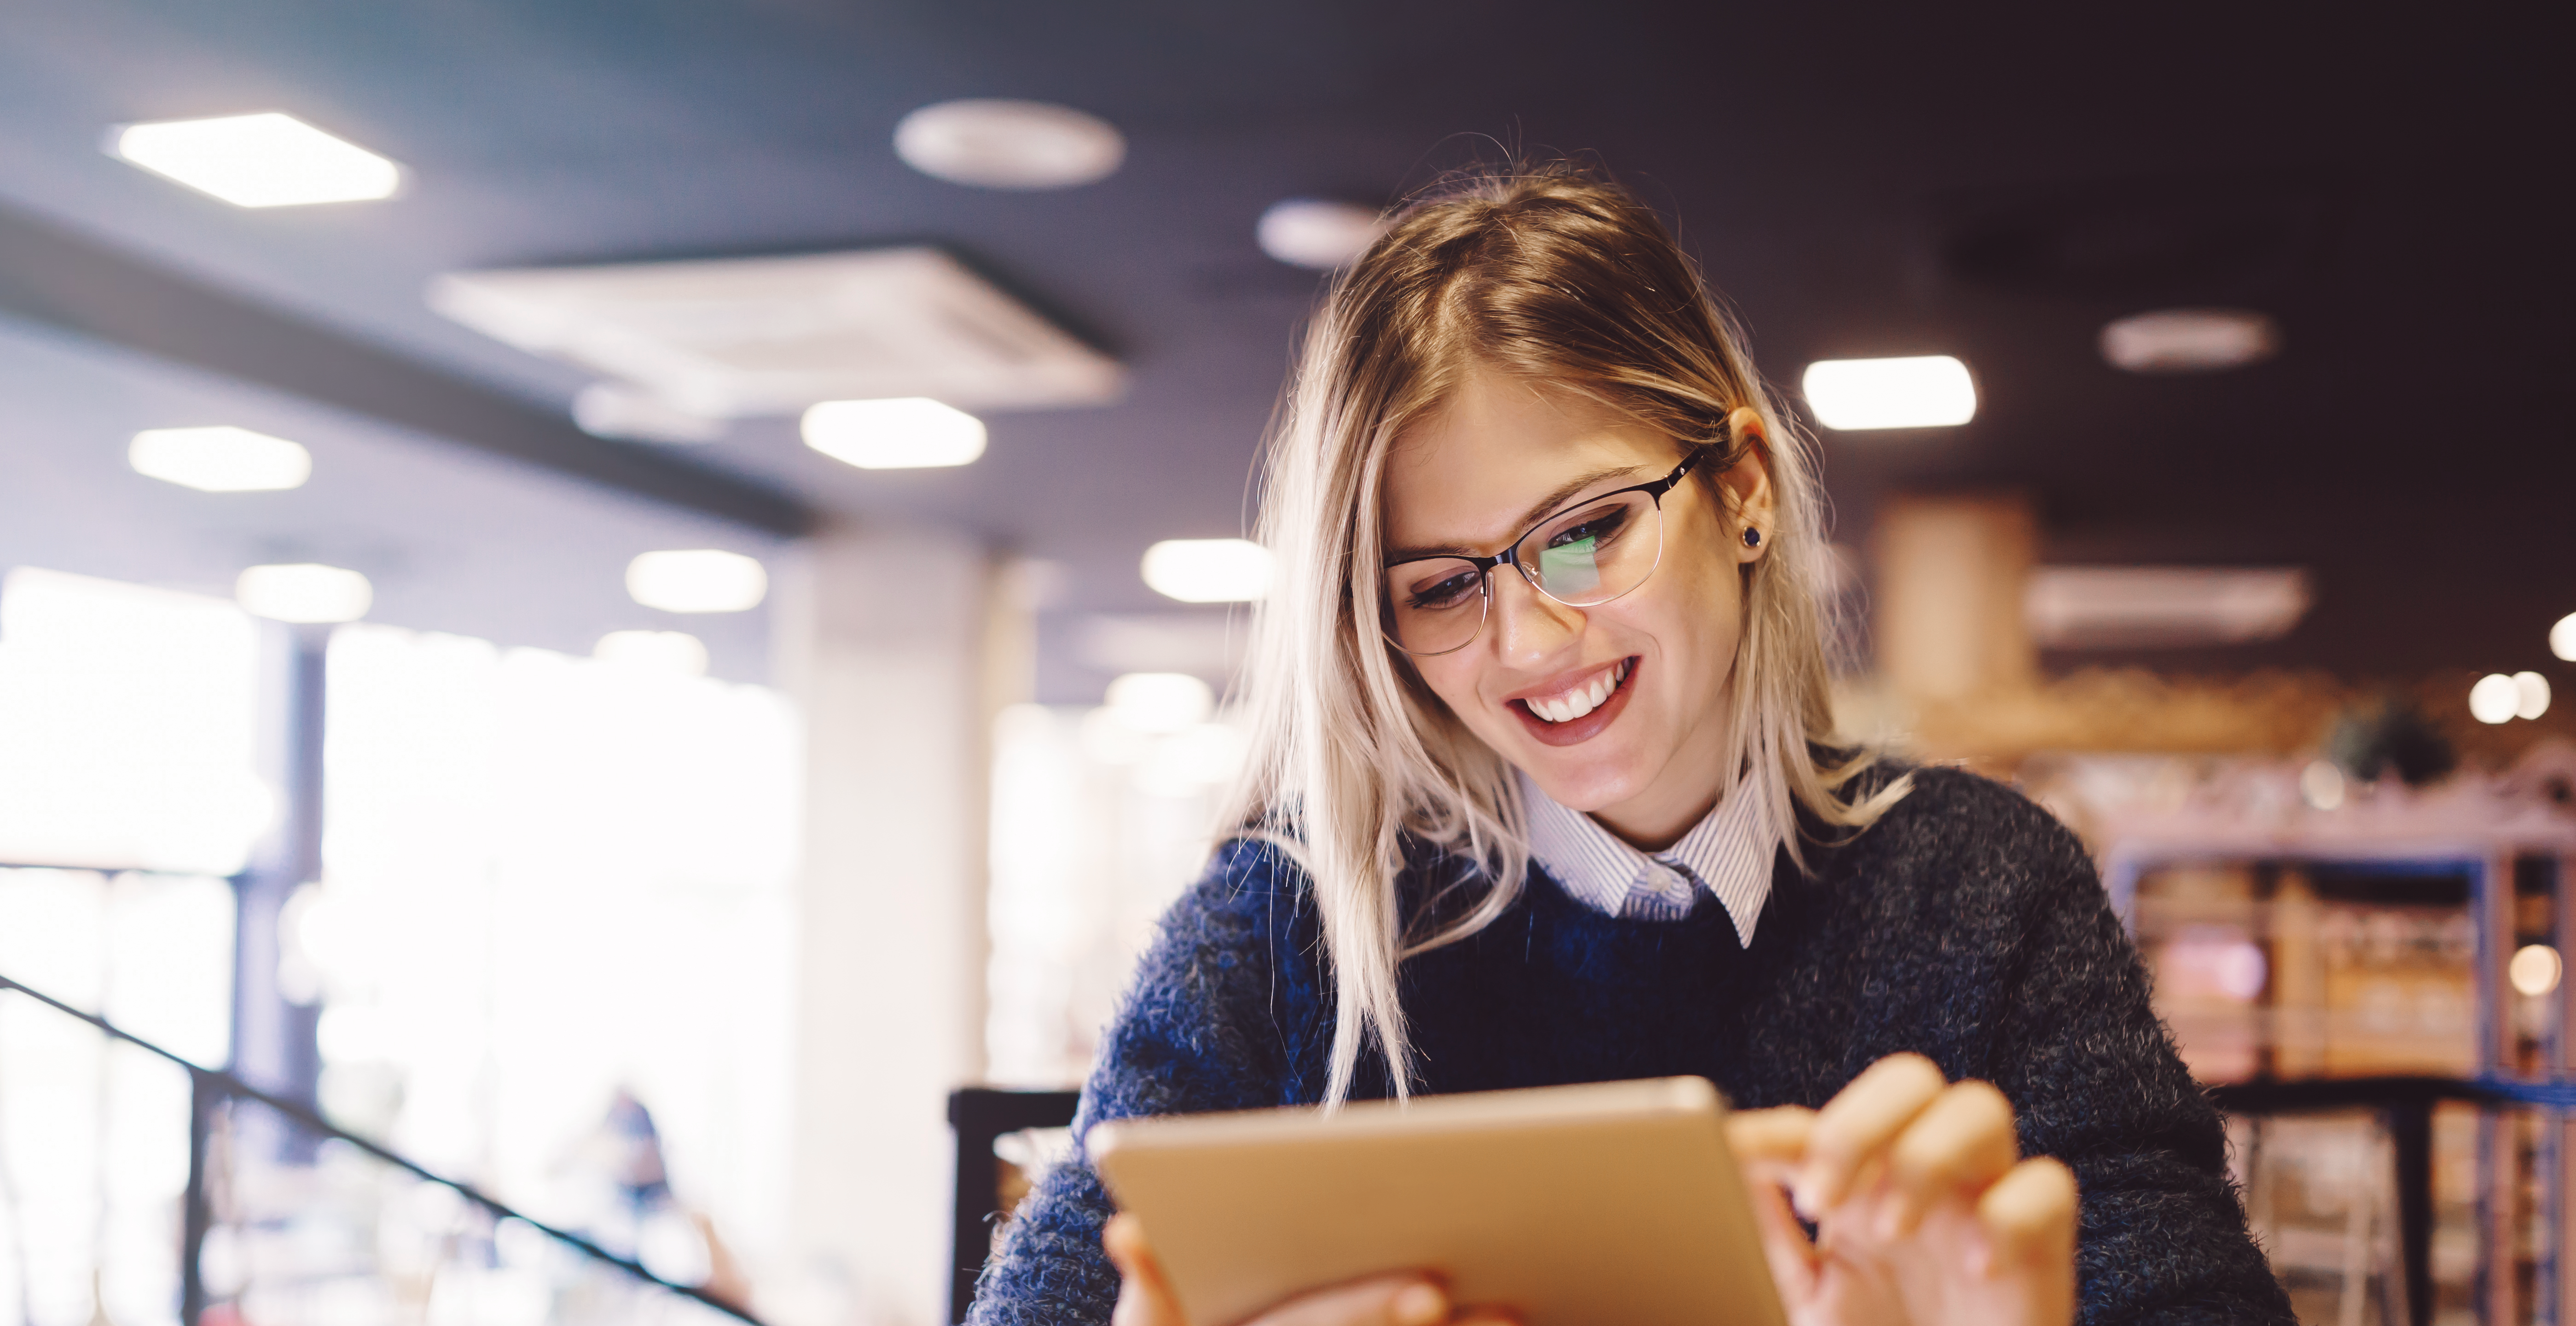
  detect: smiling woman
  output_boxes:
[970,163,2294,1326]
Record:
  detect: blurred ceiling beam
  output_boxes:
[0,203,813,537]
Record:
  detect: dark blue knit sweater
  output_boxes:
[970,767,2293,1325]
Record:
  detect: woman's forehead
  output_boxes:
[1383,372,1668,549]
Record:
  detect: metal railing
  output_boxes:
[0,971,765,1326]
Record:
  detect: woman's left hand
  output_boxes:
[1727,1054,2077,1326]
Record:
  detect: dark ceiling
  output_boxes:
[0,0,2566,699]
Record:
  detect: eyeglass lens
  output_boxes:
[1383,489,1664,654]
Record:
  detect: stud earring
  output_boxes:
[1742,526,1763,549]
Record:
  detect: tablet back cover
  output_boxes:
[1090,1077,1787,1326]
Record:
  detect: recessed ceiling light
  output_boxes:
[1142,539,1272,603]
[626,550,768,614]
[2551,613,2576,662]
[2470,673,2521,724]
[2099,308,2280,373]
[594,630,709,677]
[109,112,401,208]
[1801,356,1977,430]
[129,426,311,492]
[801,398,987,469]
[1258,199,1387,269]
[237,563,372,623]
[893,99,1124,190]
[1105,672,1214,734]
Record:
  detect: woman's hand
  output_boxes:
[1728,1054,2077,1326]
[1104,1213,1517,1326]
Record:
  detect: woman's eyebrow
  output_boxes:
[1385,463,1648,560]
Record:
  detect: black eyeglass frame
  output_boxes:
[1380,440,1724,656]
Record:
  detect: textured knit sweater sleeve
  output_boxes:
[1891,772,2293,1326]
[968,839,1317,1326]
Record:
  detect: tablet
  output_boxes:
[1087,1076,1787,1326]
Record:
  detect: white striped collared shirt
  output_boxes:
[1517,769,1786,947]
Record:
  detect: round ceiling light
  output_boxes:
[893,99,1124,190]
[1257,199,1387,270]
[2099,308,2281,374]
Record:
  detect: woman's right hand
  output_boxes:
[1103,1213,1517,1326]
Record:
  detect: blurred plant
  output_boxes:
[2325,697,2457,787]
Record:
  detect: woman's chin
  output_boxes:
[1512,747,1653,814]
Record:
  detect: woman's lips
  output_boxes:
[1508,656,1639,747]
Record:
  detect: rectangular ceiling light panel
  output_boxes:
[112,113,401,208]
[1802,356,1977,430]
[2025,566,2310,649]
[428,247,1124,417]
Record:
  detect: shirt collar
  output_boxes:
[1517,769,1784,946]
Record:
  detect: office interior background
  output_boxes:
[0,3,2565,1325]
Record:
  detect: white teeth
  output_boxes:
[1526,661,1629,724]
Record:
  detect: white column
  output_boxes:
[777,521,1019,1326]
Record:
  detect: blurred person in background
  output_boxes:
[558,1089,751,1310]
[973,163,2291,1326]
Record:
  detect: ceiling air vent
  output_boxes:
[428,247,1124,421]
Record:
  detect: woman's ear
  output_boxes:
[1720,407,1777,562]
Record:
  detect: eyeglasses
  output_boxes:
[1381,443,1718,656]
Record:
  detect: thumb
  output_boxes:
[1741,1170,1822,1305]
[1729,1108,1822,1304]
[1105,1213,1188,1326]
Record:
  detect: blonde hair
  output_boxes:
[1224,162,1904,1105]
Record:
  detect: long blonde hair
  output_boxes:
[1225,162,1903,1105]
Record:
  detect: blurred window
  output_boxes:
[308,625,802,1272]
[985,702,1245,1087]
[0,567,267,874]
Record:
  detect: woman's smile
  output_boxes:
[1507,655,1637,746]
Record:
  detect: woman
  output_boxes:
[973,164,2290,1326]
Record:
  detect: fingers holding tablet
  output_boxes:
[1792,1053,1947,1216]
[1728,1134,1825,1304]
[1973,1156,2078,1319]
[1725,1055,2078,1326]
[1881,1079,2017,1239]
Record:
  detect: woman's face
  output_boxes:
[1381,367,1772,847]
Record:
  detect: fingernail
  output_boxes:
[1392,1282,1447,1326]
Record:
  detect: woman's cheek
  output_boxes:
[1417,659,1484,725]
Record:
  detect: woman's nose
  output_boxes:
[1488,565,1584,663]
